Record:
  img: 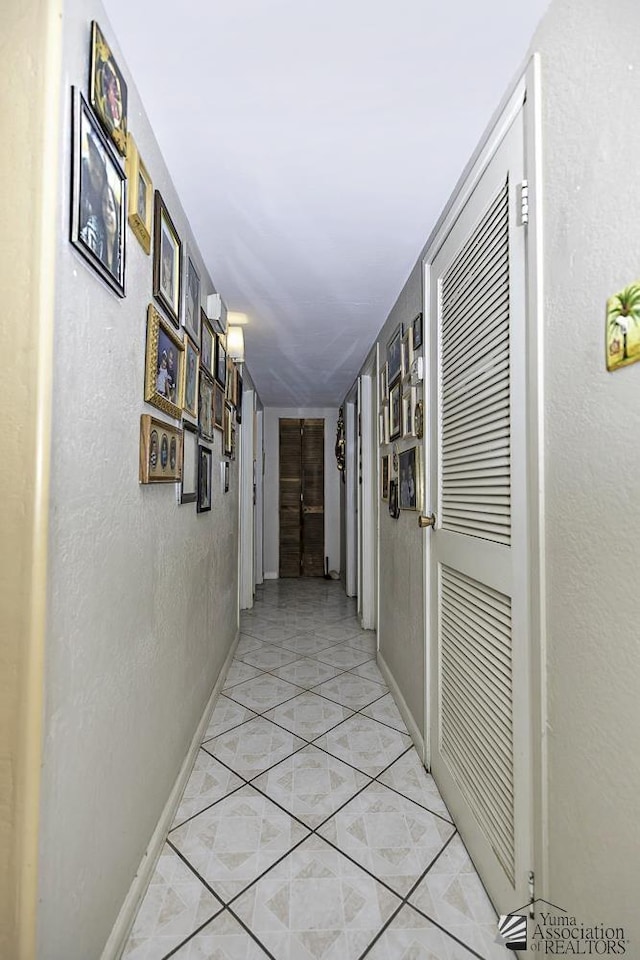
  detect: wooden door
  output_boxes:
[279,419,324,577]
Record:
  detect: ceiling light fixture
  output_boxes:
[226,325,245,363]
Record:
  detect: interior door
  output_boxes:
[278,418,325,577]
[427,103,532,911]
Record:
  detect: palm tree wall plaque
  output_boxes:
[606,282,640,370]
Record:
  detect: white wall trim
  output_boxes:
[100,631,240,960]
[239,389,255,610]
[345,399,357,597]
[263,571,279,580]
[377,650,425,763]
[359,373,375,629]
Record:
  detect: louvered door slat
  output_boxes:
[301,419,324,577]
[279,419,302,578]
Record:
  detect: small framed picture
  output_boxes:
[183,334,200,419]
[213,383,224,432]
[387,324,403,385]
[216,336,227,390]
[200,311,215,376]
[180,420,198,503]
[199,373,214,441]
[378,412,384,446]
[383,404,390,444]
[412,312,423,350]
[381,455,390,501]
[236,371,243,424]
[70,89,126,297]
[144,303,185,419]
[223,460,230,494]
[388,479,400,519]
[125,133,152,255]
[153,191,182,326]
[223,401,233,457]
[226,357,237,404]
[403,385,416,438]
[401,328,414,381]
[389,382,402,440]
[379,362,388,405]
[183,252,201,344]
[89,22,127,155]
[197,445,213,513]
[398,446,422,511]
[139,414,182,484]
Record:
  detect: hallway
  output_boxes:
[123,580,503,960]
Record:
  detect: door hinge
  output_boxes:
[528,870,535,918]
[517,180,529,226]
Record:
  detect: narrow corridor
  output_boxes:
[123,580,505,959]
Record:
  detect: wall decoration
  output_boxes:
[183,334,200,419]
[387,324,403,385]
[398,446,422,511]
[223,460,230,494]
[606,282,640,371]
[335,406,345,474]
[403,385,416,438]
[379,362,388,404]
[414,399,424,439]
[412,312,423,350]
[153,191,182,326]
[236,371,243,424]
[139,414,182,484]
[144,303,185,419]
[378,412,385,446]
[125,133,152,254]
[381,455,390,501]
[216,335,227,390]
[200,310,215,377]
[226,357,237,404]
[224,401,233,457]
[198,372,214,441]
[401,328,414,381]
[183,253,201,344]
[197,445,213,513]
[388,479,400,519]
[70,89,126,297]
[389,382,402,440]
[213,383,224,431]
[382,404,390,445]
[89,22,127,155]
[180,420,198,503]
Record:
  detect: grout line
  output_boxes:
[159,908,224,960]
[225,906,279,960]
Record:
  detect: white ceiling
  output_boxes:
[103,0,549,406]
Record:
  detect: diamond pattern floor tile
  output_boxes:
[171,910,272,958]
[263,692,353,742]
[314,714,411,776]
[172,750,245,828]
[242,622,300,643]
[121,844,222,960]
[364,903,480,959]
[252,744,371,828]
[239,643,301,671]
[232,834,401,960]
[313,673,387,711]
[377,749,453,821]
[348,660,386,685]
[317,781,455,896]
[203,697,258,743]
[226,675,304,714]
[223,660,265,690]
[170,785,310,903]
[361,692,408,733]
[277,634,341,658]
[235,635,265,658]
[315,646,374,670]
[270,657,344,689]
[314,619,365,643]
[203,716,306,781]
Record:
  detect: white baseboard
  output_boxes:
[377,650,425,761]
[101,631,240,960]
[263,571,278,580]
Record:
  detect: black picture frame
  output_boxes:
[216,336,227,390]
[387,323,403,384]
[412,312,423,350]
[197,444,213,513]
[153,191,182,327]
[70,88,126,297]
[89,22,128,156]
[388,479,400,519]
[236,371,243,424]
[180,421,198,504]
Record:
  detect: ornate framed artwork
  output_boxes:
[125,133,152,254]
[216,335,227,390]
[139,414,182,484]
[398,446,422,511]
[153,191,182,327]
[387,323,403,385]
[183,334,200,419]
[180,420,198,504]
[144,304,185,419]
[198,372,214,442]
[389,382,402,441]
[197,445,213,513]
[89,22,127,155]
[183,251,201,344]
[200,311,215,377]
[213,383,224,432]
[70,89,126,297]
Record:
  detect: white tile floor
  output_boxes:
[122,579,507,960]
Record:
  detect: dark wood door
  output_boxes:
[279,418,324,577]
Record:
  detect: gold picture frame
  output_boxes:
[144,303,185,419]
[183,334,200,419]
[125,133,152,254]
[89,21,128,156]
[139,414,182,483]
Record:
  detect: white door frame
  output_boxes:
[344,391,358,597]
[239,387,255,609]
[359,360,377,629]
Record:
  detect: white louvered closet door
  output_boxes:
[428,103,532,912]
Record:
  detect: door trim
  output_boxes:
[359,362,376,630]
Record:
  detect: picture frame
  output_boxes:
[387,323,403,385]
[183,334,200,419]
[389,382,402,440]
[398,445,422,511]
[144,303,185,419]
[381,455,390,501]
[153,191,182,327]
[223,460,230,494]
[125,133,152,254]
[213,383,224,431]
[216,336,227,390]
[89,22,127,156]
[378,412,384,446]
[236,371,243,424]
[198,372,214,442]
[70,89,126,298]
[401,328,414,381]
[223,401,233,457]
[200,310,215,377]
[403,385,416,438]
[412,312,423,350]
[388,479,400,519]
[197,445,213,513]
[180,420,198,503]
[379,362,388,405]
[226,357,237,404]
[183,251,201,344]
[383,404,390,444]
[139,414,182,484]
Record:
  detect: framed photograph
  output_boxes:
[236,371,243,424]
[213,383,224,431]
[223,401,233,457]
[379,362,388,405]
[71,89,126,297]
[387,324,403,385]
[180,420,198,503]
[403,385,416,438]
[401,328,414,381]
[412,312,423,351]
[381,455,390,501]
[199,373,214,441]
[125,133,152,254]
[153,191,182,326]
[216,336,227,390]
[226,357,237,404]
[183,252,201,343]
[383,404,390,444]
[223,460,230,494]
[389,382,402,440]
[388,479,400,519]
[89,22,127,156]
[183,334,200,419]
[139,414,182,484]
[197,445,213,513]
[144,303,185,419]
[378,412,384,446]
[200,311,215,376]
[398,446,422,511]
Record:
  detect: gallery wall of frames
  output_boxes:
[70,20,243,512]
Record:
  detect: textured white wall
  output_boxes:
[37,3,239,958]
[263,407,341,577]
